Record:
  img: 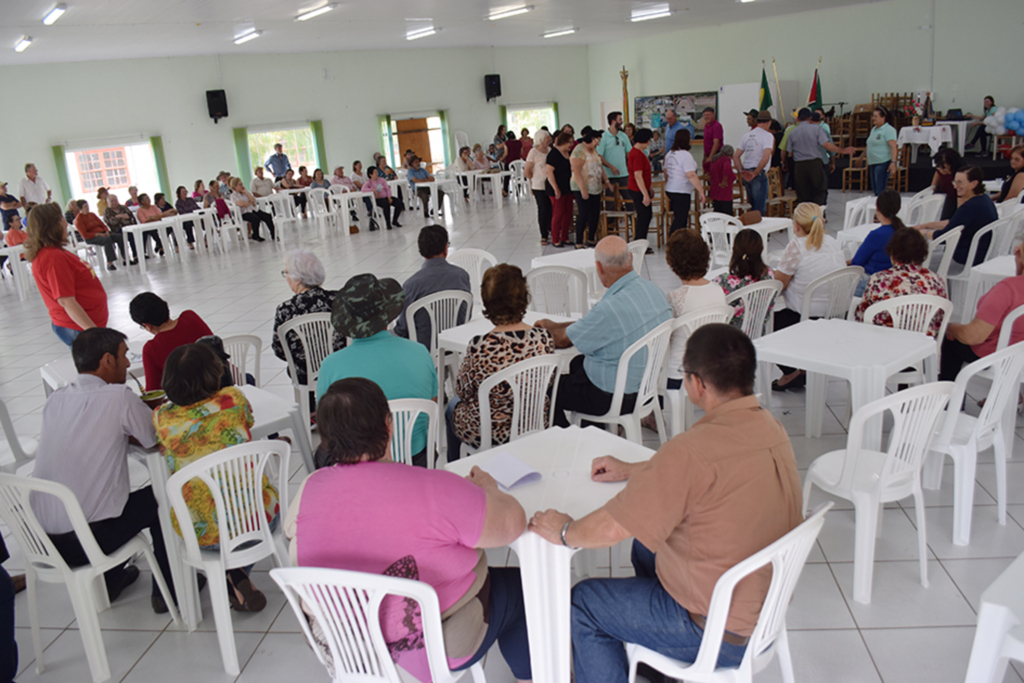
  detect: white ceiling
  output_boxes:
[1,0,878,66]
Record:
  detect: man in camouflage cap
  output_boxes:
[315,274,438,467]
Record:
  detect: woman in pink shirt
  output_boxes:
[285,378,531,683]
[362,166,404,230]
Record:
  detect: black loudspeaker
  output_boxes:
[206,89,228,123]
[484,74,501,101]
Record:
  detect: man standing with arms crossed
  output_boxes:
[732,111,775,215]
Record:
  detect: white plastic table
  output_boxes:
[754,318,937,448]
[897,124,953,162]
[964,550,1024,683]
[836,222,880,259]
[941,120,971,155]
[961,254,1016,323]
[984,180,1004,195]
[0,245,28,301]
[475,171,513,205]
[412,180,457,218]
[737,216,792,246]
[445,425,654,683]
[123,219,177,274]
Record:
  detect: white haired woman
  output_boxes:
[272,250,346,389]
[524,129,553,245]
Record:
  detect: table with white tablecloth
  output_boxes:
[897,125,953,163]
[940,120,972,156]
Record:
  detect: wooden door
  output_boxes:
[396,118,432,168]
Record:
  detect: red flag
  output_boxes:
[807,69,823,111]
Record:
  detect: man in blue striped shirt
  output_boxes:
[537,236,671,426]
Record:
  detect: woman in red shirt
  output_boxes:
[626,128,654,246]
[708,144,737,216]
[25,203,109,346]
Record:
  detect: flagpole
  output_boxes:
[772,57,786,124]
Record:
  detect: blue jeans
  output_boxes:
[854,272,870,297]
[742,171,767,214]
[52,323,81,347]
[452,567,531,680]
[869,162,891,196]
[571,540,746,682]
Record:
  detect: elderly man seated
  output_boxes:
[530,324,803,682]
[394,224,471,347]
[940,242,1024,381]
[31,328,179,613]
[537,236,671,426]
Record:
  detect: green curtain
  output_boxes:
[438,110,451,167]
[310,121,328,172]
[149,136,170,197]
[377,115,395,167]
[499,105,508,130]
[50,145,71,206]
[552,102,560,130]
[232,127,251,185]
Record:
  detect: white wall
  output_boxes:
[0,45,591,203]
[587,0,1023,134]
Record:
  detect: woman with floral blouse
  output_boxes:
[854,227,948,335]
[713,228,775,329]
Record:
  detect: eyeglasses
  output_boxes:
[281,270,290,278]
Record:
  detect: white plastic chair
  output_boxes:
[404,289,474,360]
[0,474,180,682]
[923,344,1024,547]
[447,248,498,304]
[626,503,833,683]
[988,215,1018,258]
[803,382,954,604]
[526,265,590,316]
[388,398,438,468]
[663,307,735,438]
[165,441,291,675]
[627,239,649,276]
[460,355,561,457]
[724,279,784,340]
[905,194,946,225]
[948,220,1001,321]
[843,196,876,231]
[0,397,36,474]
[277,311,336,442]
[221,334,262,387]
[568,318,674,445]
[308,188,340,234]
[270,566,486,683]
[699,213,742,268]
[963,549,1024,683]
[927,225,963,283]
[800,265,863,321]
[862,294,953,386]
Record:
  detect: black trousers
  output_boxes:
[242,210,275,240]
[629,189,653,241]
[292,193,307,215]
[712,199,734,215]
[554,355,637,427]
[667,191,691,234]
[773,308,804,375]
[0,563,14,683]
[533,189,552,240]
[573,192,601,245]
[375,197,404,229]
[940,338,981,381]
[794,159,828,206]
[48,487,174,600]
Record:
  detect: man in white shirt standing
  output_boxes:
[18,163,50,210]
[31,328,179,613]
[732,111,775,215]
[250,166,275,197]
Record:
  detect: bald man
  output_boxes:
[536,236,672,426]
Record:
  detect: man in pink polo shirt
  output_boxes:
[940,242,1024,380]
[701,107,723,170]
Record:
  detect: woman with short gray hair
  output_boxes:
[272,249,344,388]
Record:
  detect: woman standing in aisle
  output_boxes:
[570,129,611,248]
[663,130,705,233]
[524,130,552,245]
[866,107,898,196]
[545,132,574,248]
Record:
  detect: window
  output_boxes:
[506,105,557,138]
[75,147,130,193]
[248,127,317,175]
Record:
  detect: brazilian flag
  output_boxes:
[759,68,773,111]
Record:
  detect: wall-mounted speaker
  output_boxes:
[206,89,228,123]
[484,74,501,102]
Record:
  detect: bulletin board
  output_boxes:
[634,91,718,139]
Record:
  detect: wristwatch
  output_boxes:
[560,521,577,549]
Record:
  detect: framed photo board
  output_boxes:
[634,91,718,139]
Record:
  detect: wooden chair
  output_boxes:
[888,144,911,193]
[843,148,868,192]
[598,184,635,242]
[765,167,795,217]
[649,179,668,247]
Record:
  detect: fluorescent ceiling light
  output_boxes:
[489,5,533,20]
[740,0,756,3]
[42,4,67,26]
[14,36,32,53]
[543,27,577,38]
[406,26,437,40]
[234,29,262,45]
[631,9,672,21]
[295,4,337,21]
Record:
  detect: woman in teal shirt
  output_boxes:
[967,96,997,156]
[867,107,898,196]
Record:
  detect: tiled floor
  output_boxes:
[1,191,1022,682]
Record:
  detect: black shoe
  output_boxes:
[771,374,807,392]
[106,263,117,271]
[128,258,138,266]
[106,565,140,602]
[392,221,402,228]
[645,247,655,255]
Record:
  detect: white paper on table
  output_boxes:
[478,451,541,490]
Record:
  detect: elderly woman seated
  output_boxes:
[272,249,345,390]
[284,377,531,683]
[154,343,278,613]
[854,227,948,333]
[446,265,555,461]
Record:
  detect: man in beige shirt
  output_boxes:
[250,166,275,197]
[531,323,802,682]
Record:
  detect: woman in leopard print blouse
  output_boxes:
[446,264,555,460]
